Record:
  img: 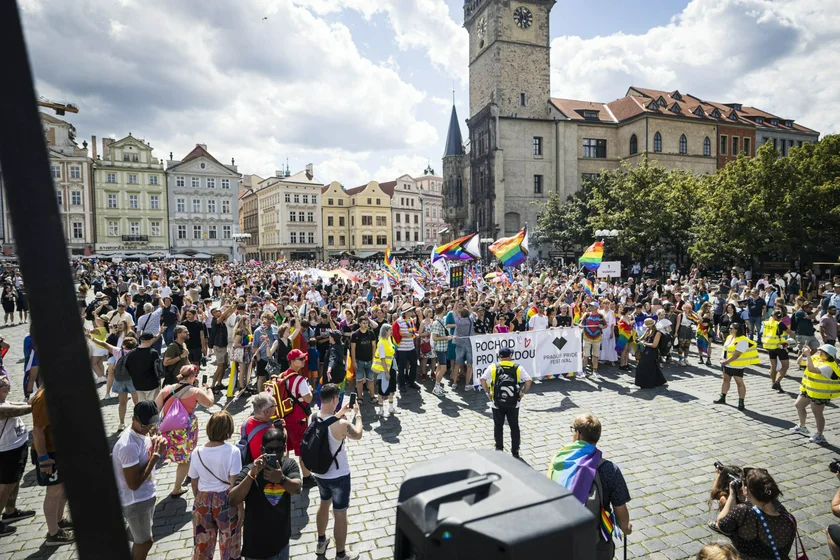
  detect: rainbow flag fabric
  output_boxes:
[384,246,394,268]
[547,441,614,542]
[579,241,604,271]
[583,278,595,297]
[489,225,529,268]
[615,320,633,354]
[431,233,481,262]
[526,305,538,322]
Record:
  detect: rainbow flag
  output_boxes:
[573,306,581,325]
[547,441,614,543]
[383,266,400,284]
[583,278,595,297]
[615,320,633,354]
[431,233,481,262]
[579,241,604,271]
[413,262,429,279]
[488,225,529,268]
[526,305,538,322]
[384,247,394,268]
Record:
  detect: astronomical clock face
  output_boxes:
[477,16,487,38]
[513,6,533,29]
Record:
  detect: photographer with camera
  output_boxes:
[229,427,302,560]
[708,463,743,533]
[716,467,796,559]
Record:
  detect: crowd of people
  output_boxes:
[0,256,837,559]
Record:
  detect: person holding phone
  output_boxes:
[229,428,302,560]
[155,366,216,498]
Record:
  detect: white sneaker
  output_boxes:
[316,537,330,555]
[790,426,810,435]
[465,384,474,391]
[117,424,125,431]
[378,406,385,417]
[103,392,112,399]
[389,403,397,414]
[810,433,827,444]
[591,372,603,382]
[382,407,390,418]
[336,550,359,560]
[432,385,444,396]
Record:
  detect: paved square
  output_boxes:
[2,319,839,560]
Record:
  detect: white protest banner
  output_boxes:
[469,327,582,385]
[597,261,621,278]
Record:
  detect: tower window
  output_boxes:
[520,93,526,107]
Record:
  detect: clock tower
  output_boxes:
[456,0,557,246]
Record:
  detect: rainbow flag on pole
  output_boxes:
[488,225,529,268]
[583,278,595,297]
[384,246,394,268]
[579,241,604,271]
[431,233,481,262]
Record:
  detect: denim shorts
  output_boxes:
[355,360,374,381]
[315,473,351,511]
[436,351,447,363]
[112,379,136,395]
[455,344,472,365]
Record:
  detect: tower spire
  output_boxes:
[443,103,465,157]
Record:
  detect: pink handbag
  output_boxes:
[159,386,191,432]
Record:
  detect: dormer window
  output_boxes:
[785,120,793,127]
[729,112,738,121]
[770,119,779,125]
[647,101,659,111]
[693,107,705,116]
[657,96,667,107]
[583,111,599,119]
[730,103,742,111]
[671,90,682,101]
[669,103,681,114]
[756,117,764,124]
[710,109,721,118]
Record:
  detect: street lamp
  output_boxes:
[595,229,619,239]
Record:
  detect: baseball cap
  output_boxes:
[287,349,306,362]
[133,401,160,425]
[498,347,513,358]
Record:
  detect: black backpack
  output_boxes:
[153,356,166,381]
[236,420,271,465]
[300,416,343,475]
[493,362,520,410]
[114,350,133,382]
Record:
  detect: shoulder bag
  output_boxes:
[195,448,233,488]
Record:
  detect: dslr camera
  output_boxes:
[714,461,742,491]
[829,459,840,474]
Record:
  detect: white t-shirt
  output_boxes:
[112,428,156,506]
[481,362,532,409]
[188,444,242,492]
[0,403,28,452]
[529,314,549,331]
[213,275,222,287]
[159,286,172,299]
[225,313,239,343]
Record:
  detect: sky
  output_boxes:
[18,0,840,188]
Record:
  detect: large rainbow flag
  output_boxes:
[579,241,604,271]
[488,225,529,268]
[615,320,633,354]
[384,246,394,268]
[526,305,538,323]
[431,233,481,263]
[583,278,595,297]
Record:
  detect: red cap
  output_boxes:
[287,349,306,362]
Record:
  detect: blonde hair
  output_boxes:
[696,543,739,560]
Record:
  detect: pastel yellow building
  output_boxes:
[321,181,392,258]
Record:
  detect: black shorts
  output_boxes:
[256,358,269,378]
[0,443,28,484]
[188,348,203,364]
[31,451,62,486]
[768,348,789,361]
[723,366,744,378]
[713,313,722,326]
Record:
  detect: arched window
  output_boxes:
[653,132,662,153]
[629,134,638,155]
[679,134,687,155]
[704,137,711,157]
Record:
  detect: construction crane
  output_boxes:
[37,96,78,115]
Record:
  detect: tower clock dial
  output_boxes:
[513,6,533,29]
[477,16,487,38]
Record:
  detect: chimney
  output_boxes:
[102,138,115,159]
[197,143,207,150]
[305,163,313,178]
[275,170,284,178]
[91,135,98,160]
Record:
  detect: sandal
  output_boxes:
[170,488,188,499]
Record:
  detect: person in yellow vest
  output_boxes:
[762,309,794,393]
[791,344,840,444]
[714,323,759,410]
[372,324,397,418]
[479,346,532,459]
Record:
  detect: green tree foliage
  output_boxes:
[534,183,594,255]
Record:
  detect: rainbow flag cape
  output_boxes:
[547,441,614,543]
[488,225,529,268]
[431,233,481,262]
[526,305,538,322]
[579,241,604,271]
[583,278,595,297]
[615,320,633,354]
[384,246,394,268]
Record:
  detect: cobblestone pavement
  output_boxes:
[1,317,839,559]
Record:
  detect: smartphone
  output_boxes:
[202,374,208,386]
[348,393,357,409]
[264,453,278,469]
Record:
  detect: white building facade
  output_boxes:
[166,145,240,260]
[256,164,322,261]
[382,175,423,252]
[415,165,445,248]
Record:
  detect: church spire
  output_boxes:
[443,103,465,157]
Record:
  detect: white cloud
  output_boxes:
[18,0,440,184]
[550,0,840,134]
[371,154,431,182]
[294,0,468,83]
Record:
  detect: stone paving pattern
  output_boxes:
[1,317,839,559]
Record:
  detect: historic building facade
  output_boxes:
[166,144,240,260]
[414,165,445,248]
[3,113,94,256]
[343,181,392,256]
[93,134,167,257]
[380,175,423,252]
[256,165,322,261]
[321,182,351,258]
[239,174,262,261]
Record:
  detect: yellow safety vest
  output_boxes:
[800,355,840,400]
[761,319,782,349]
[725,335,760,367]
[489,360,521,400]
[371,338,395,374]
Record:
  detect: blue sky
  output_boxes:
[19,0,837,187]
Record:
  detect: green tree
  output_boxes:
[534,183,594,256]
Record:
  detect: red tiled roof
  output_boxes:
[172,144,237,171]
[377,181,396,197]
